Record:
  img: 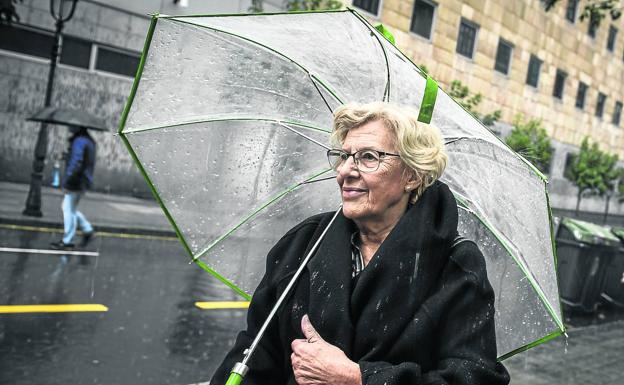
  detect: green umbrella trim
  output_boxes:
[163,17,345,106]
[122,117,331,135]
[418,76,438,124]
[545,181,566,329]
[158,9,348,19]
[454,194,565,333]
[116,16,252,300]
[498,329,564,362]
[191,167,333,265]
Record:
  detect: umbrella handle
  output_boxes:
[225,362,248,385]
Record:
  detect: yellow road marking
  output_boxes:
[0,304,109,313]
[195,301,250,310]
[0,223,177,241]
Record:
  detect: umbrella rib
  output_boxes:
[123,116,331,135]
[277,122,331,150]
[349,10,391,102]
[455,199,565,333]
[163,18,346,105]
[190,168,334,264]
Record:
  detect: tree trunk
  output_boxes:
[575,190,582,218]
[603,195,611,225]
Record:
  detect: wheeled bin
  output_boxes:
[601,227,624,307]
[556,217,620,312]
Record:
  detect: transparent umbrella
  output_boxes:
[118,10,565,363]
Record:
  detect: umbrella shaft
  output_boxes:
[241,207,342,366]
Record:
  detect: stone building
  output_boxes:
[350,0,623,221]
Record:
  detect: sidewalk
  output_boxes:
[0,181,174,236]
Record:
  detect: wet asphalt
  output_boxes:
[0,227,245,385]
[1,226,624,385]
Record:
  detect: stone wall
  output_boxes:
[0,0,152,196]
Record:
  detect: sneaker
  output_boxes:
[50,241,75,250]
[80,231,94,247]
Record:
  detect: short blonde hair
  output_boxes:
[331,102,447,203]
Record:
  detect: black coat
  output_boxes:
[211,181,509,385]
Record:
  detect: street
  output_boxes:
[2,224,624,385]
[0,225,245,385]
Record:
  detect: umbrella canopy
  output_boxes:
[119,10,565,360]
[28,106,108,131]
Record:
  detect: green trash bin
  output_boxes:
[556,217,620,312]
[601,227,624,308]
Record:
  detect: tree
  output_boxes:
[505,114,553,175]
[567,137,619,217]
[447,80,501,128]
[543,0,622,24]
[0,0,22,24]
[250,0,342,12]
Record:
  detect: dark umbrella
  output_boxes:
[28,106,108,131]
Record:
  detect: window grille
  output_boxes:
[456,19,478,59]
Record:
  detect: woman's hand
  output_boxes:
[291,314,362,385]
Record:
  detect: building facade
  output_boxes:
[351,0,623,220]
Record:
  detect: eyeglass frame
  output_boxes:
[326,148,401,173]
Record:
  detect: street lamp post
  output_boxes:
[23,0,78,217]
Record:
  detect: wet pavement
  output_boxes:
[0,226,245,385]
[2,224,624,385]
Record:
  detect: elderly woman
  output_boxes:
[210,102,509,385]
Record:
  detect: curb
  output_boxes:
[0,216,177,238]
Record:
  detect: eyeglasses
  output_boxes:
[326,149,401,173]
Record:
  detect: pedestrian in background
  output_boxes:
[50,125,96,250]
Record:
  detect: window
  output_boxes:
[456,19,479,59]
[0,24,54,59]
[575,82,588,109]
[352,0,380,15]
[588,12,600,38]
[565,0,579,23]
[553,69,567,99]
[60,36,91,69]
[410,0,436,40]
[525,54,542,87]
[494,38,513,75]
[596,92,607,118]
[607,26,618,51]
[95,46,140,77]
[613,101,623,126]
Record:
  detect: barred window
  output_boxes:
[613,101,623,126]
[410,0,437,40]
[526,54,542,87]
[553,69,567,99]
[95,46,140,78]
[60,36,91,69]
[352,0,380,15]
[456,19,479,59]
[607,25,618,51]
[575,82,588,109]
[494,38,513,75]
[596,92,607,118]
[565,0,579,22]
[0,24,54,59]
[588,12,600,38]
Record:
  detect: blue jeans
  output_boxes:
[62,192,93,244]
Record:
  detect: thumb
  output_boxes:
[301,314,322,342]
